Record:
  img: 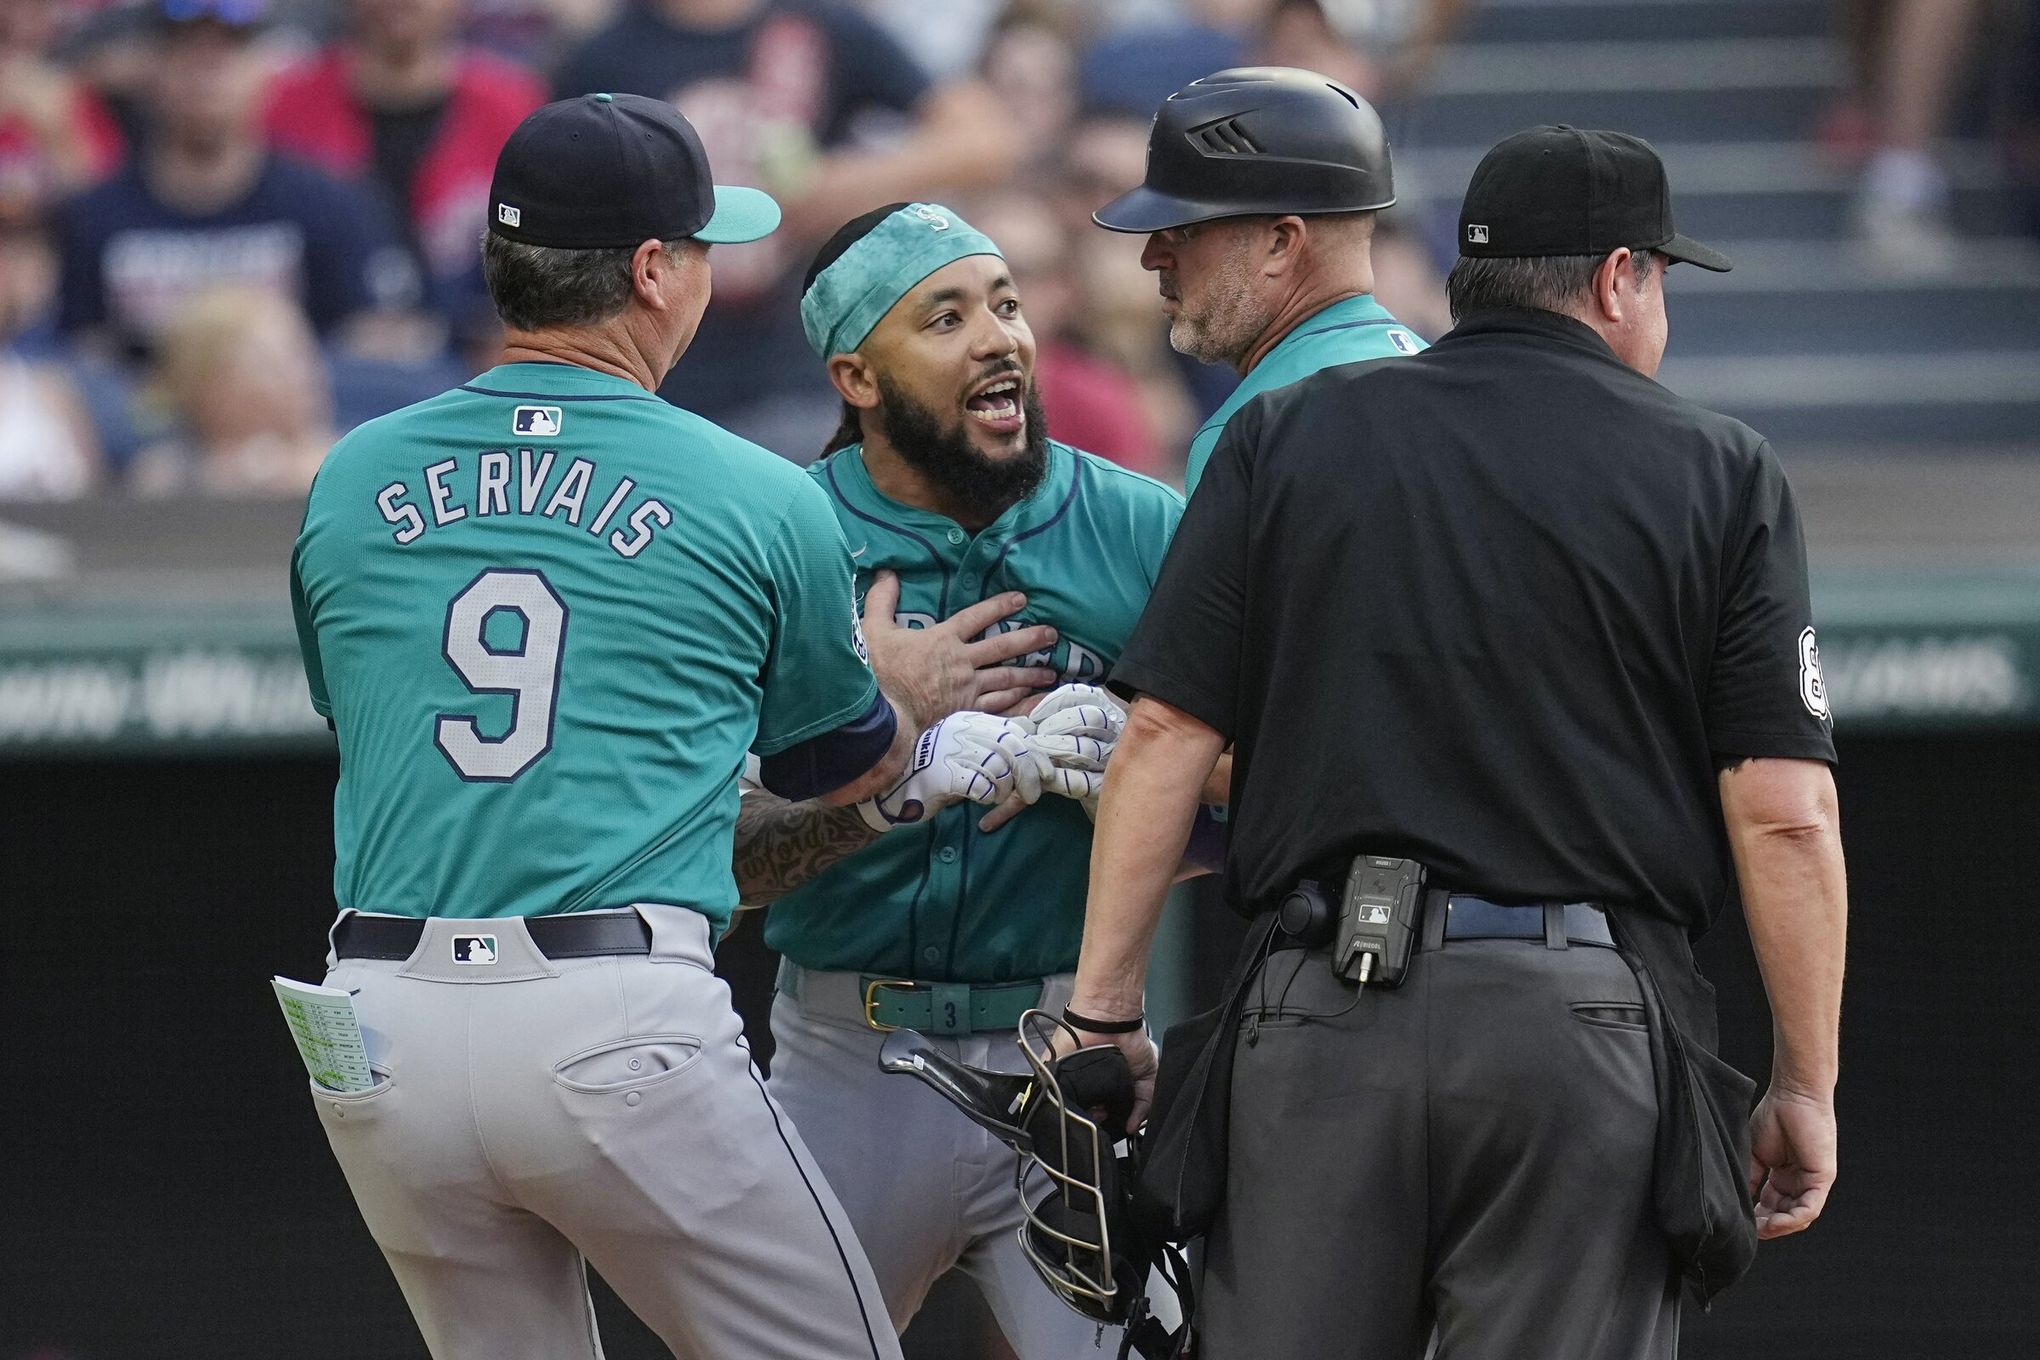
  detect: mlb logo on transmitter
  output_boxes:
[514,406,562,437]
[1466,224,1490,245]
[452,935,498,965]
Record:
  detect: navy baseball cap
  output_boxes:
[1458,126,1731,272]
[489,93,780,250]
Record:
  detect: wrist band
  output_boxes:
[854,800,897,833]
[1063,1006,1144,1034]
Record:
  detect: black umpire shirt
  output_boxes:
[1112,308,1836,1020]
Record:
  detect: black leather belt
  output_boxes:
[333,912,653,961]
[1436,896,1614,949]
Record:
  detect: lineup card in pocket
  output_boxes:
[272,976,374,1093]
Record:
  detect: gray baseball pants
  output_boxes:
[768,967,1117,1359]
[311,907,902,1360]
[1201,932,1680,1360]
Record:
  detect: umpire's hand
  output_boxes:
[1747,1084,1837,1239]
[863,570,1059,729]
[1055,1023,1159,1138]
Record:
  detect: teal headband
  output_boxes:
[800,202,1003,359]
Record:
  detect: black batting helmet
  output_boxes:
[1094,66,1396,233]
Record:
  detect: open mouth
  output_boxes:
[964,376,1024,433]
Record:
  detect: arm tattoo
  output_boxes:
[734,789,884,906]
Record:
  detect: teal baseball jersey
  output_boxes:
[763,441,1184,982]
[1185,294,1425,492]
[292,361,877,926]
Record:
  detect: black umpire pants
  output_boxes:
[1200,925,1680,1359]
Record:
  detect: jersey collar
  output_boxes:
[1254,293,1398,372]
[1439,307,1626,367]
[825,439,1077,548]
[463,361,663,400]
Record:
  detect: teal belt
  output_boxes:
[860,976,1044,1036]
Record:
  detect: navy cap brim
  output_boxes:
[694,185,780,244]
[1660,231,1732,273]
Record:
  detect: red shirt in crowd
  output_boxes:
[1035,340,1164,480]
[0,82,122,216]
[262,49,543,285]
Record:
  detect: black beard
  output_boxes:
[875,374,1050,525]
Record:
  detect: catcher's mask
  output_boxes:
[880,1011,1193,1359]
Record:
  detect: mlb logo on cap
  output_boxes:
[1467,224,1490,244]
[497,203,521,228]
[514,406,562,437]
[452,935,499,965]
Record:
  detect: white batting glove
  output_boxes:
[858,712,1048,831]
[1022,684,1126,816]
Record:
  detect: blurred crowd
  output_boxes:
[0,0,2036,503]
[0,0,1474,502]
[1821,0,2040,275]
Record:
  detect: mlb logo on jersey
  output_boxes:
[452,934,499,965]
[1388,329,1420,355]
[514,406,563,437]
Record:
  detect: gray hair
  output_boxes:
[481,234,689,332]
[1445,249,1655,323]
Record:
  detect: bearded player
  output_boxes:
[734,202,1218,1356]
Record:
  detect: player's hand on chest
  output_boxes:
[862,565,1109,688]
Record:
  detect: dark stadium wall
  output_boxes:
[2,738,2035,1360]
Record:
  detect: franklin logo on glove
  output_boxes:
[857,712,1050,831]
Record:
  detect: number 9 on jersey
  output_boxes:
[436,568,569,782]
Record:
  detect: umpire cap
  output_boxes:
[1094,66,1395,233]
